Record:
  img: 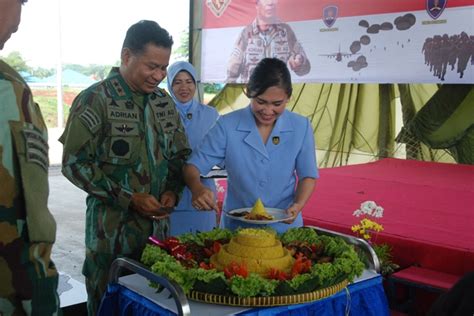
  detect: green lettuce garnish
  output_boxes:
[230,274,278,297]
[178,228,234,245]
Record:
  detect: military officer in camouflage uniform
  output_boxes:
[59,20,191,315]
[227,0,311,83]
[0,0,60,315]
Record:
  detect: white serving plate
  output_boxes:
[226,208,292,224]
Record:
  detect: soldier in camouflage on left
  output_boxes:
[59,20,191,315]
[0,0,61,315]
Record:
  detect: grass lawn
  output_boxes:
[32,88,81,128]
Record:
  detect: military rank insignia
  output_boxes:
[22,127,49,171]
[80,108,101,133]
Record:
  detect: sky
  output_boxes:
[1,0,190,68]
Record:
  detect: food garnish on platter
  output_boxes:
[141,227,364,305]
[247,198,274,220]
[210,228,294,275]
[238,198,274,220]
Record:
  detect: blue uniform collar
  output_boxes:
[237,105,293,131]
[238,106,294,158]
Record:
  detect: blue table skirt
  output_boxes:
[99,275,389,316]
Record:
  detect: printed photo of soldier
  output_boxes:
[226,0,311,83]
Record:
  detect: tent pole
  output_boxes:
[188,0,194,64]
[56,0,63,129]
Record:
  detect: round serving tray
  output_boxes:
[188,279,348,307]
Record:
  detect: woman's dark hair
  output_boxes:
[244,58,293,99]
[122,20,173,55]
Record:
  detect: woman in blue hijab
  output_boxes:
[167,61,220,234]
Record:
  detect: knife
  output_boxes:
[149,207,174,220]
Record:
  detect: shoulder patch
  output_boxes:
[79,108,101,133]
[22,127,49,172]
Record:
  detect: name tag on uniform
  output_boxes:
[108,109,140,122]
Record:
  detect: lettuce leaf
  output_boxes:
[178,228,234,245]
[280,227,320,244]
[230,274,278,297]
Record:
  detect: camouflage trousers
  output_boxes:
[0,212,60,316]
[83,217,169,316]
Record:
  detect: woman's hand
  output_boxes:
[283,202,302,224]
[184,164,218,212]
[191,185,218,212]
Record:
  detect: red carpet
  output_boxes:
[303,158,474,276]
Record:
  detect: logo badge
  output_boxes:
[272,136,280,145]
[426,0,447,20]
[323,5,338,28]
[206,0,231,18]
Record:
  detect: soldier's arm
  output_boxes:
[60,92,133,211]
[226,28,248,82]
[286,25,311,76]
[162,119,191,204]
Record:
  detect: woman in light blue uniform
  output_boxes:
[184,58,318,233]
[167,61,219,234]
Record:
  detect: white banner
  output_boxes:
[200,0,474,83]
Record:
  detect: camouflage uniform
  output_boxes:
[59,67,190,315]
[0,60,60,315]
[227,19,311,82]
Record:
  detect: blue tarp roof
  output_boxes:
[19,71,41,83]
[38,69,97,86]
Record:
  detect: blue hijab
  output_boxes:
[167,61,198,121]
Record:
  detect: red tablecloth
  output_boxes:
[302,158,474,276]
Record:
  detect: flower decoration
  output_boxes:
[351,201,384,242]
[350,201,399,276]
[352,200,384,218]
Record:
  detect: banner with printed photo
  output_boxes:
[200,0,474,83]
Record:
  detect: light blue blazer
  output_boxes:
[188,105,318,233]
[176,100,219,211]
[169,100,219,235]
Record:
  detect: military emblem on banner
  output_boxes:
[426,0,447,19]
[206,0,231,17]
[323,5,338,28]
